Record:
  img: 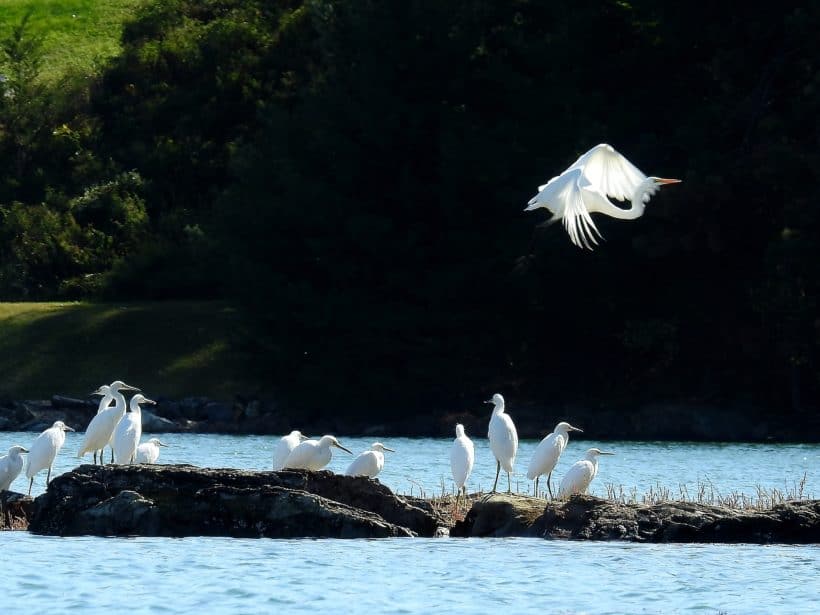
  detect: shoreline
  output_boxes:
[3,466,819,543]
[1,395,819,443]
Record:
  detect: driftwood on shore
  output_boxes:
[451,493,820,543]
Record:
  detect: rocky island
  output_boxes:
[1,465,818,542]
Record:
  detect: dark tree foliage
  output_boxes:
[2,1,819,418]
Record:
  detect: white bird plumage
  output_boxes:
[486,393,518,493]
[272,430,309,470]
[283,435,353,471]
[113,394,156,465]
[0,445,28,492]
[344,442,395,478]
[525,143,681,249]
[526,421,583,498]
[78,381,139,464]
[558,447,615,498]
[450,424,474,501]
[135,437,168,464]
[26,420,75,494]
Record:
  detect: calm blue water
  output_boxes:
[2,432,820,613]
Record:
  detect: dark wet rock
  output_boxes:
[141,410,177,432]
[451,494,820,543]
[28,464,437,538]
[203,401,233,422]
[0,491,34,530]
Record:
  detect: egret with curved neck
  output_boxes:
[78,381,139,464]
[113,394,156,464]
[525,143,681,249]
[526,421,583,498]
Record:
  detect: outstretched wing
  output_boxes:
[569,143,647,202]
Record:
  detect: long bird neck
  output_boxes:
[112,391,127,413]
[129,399,143,415]
[594,177,656,220]
[492,403,505,416]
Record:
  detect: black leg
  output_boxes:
[547,472,554,499]
[491,460,500,492]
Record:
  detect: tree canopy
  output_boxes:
[1,1,818,418]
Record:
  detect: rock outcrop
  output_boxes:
[0,491,34,530]
[451,494,820,543]
[28,464,443,538]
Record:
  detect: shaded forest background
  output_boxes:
[1,1,818,430]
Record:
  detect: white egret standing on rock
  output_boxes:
[113,394,156,465]
[558,447,615,498]
[450,424,474,503]
[487,393,518,493]
[135,438,168,464]
[344,442,395,478]
[526,421,583,498]
[283,435,352,471]
[78,381,140,464]
[26,421,75,494]
[525,143,681,249]
[0,445,28,491]
[272,430,309,470]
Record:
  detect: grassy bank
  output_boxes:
[0,301,254,400]
[1,0,144,83]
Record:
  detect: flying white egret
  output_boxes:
[557,447,615,498]
[526,421,583,498]
[135,438,168,464]
[25,420,75,494]
[113,394,156,465]
[283,435,352,471]
[344,442,395,478]
[487,393,518,493]
[0,445,28,492]
[78,381,140,464]
[525,143,681,249]
[450,424,474,503]
[272,430,309,470]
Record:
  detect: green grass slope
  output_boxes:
[0,0,144,82]
[0,301,254,400]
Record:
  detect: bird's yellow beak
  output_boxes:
[655,178,681,185]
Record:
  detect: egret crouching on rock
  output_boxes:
[135,438,168,464]
[487,393,518,493]
[558,448,614,499]
[26,421,75,494]
[526,421,583,498]
[0,445,28,492]
[345,442,395,478]
[450,424,474,503]
[78,381,140,464]
[113,394,156,465]
[284,435,352,471]
[273,430,309,470]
